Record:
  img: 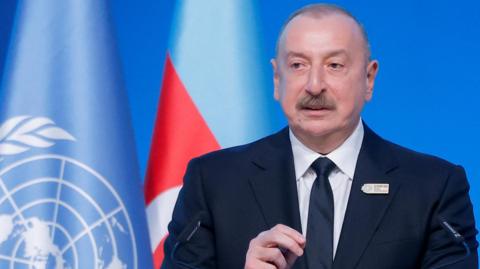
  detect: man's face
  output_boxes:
[272,14,378,149]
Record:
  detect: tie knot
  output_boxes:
[311,157,336,178]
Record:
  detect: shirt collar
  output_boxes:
[289,119,364,181]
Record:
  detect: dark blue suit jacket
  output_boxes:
[162,125,478,268]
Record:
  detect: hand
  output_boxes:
[245,224,306,269]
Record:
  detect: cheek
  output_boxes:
[280,92,296,110]
[334,84,367,113]
[278,81,302,103]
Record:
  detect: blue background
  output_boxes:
[1,0,478,231]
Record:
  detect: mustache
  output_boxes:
[296,93,336,110]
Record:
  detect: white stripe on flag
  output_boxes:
[146,185,182,250]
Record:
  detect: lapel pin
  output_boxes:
[361,183,389,194]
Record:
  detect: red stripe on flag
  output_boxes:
[153,236,167,269]
[145,54,220,204]
[145,54,220,265]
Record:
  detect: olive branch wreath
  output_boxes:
[0,116,75,160]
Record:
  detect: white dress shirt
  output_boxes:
[289,120,364,257]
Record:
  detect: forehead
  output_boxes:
[278,14,366,58]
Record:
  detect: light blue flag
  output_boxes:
[0,1,153,268]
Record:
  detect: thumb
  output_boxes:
[285,250,300,268]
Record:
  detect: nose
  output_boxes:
[306,66,327,95]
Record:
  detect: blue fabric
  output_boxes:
[0,1,153,268]
[307,157,336,269]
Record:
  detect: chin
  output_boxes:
[292,121,339,139]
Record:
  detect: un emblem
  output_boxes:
[0,116,137,269]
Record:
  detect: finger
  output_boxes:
[244,259,277,269]
[245,262,276,269]
[263,247,288,269]
[284,249,299,267]
[248,246,288,269]
[271,224,306,246]
[245,245,282,269]
[256,228,304,256]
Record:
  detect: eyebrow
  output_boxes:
[284,49,349,59]
[325,49,348,58]
[285,51,309,59]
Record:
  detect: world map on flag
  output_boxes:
[0,117,137,269]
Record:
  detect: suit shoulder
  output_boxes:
[376,136,466,188]
[385,139,459,170]
[190,129,285,166]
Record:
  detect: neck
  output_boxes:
[291,121,359,154]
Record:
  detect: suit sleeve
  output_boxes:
[161,158,217,269]
[421,165,478,268]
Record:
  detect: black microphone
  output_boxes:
[431,219,471,269]
[170,211,206,269]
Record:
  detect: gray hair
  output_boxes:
[275,4,371,60]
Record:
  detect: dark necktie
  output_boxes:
[306,157,336,269]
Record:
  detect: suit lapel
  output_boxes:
[247,125,400,269]
[333,125,401,269]
[248,128,307,269]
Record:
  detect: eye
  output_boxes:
[290,62,304,70]
[328,62,344,70]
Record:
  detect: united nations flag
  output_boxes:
[0,1,153,268]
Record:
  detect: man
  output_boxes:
[162,4,478,269]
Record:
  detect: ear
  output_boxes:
[365,60,379,101]
[271,58,280,100]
